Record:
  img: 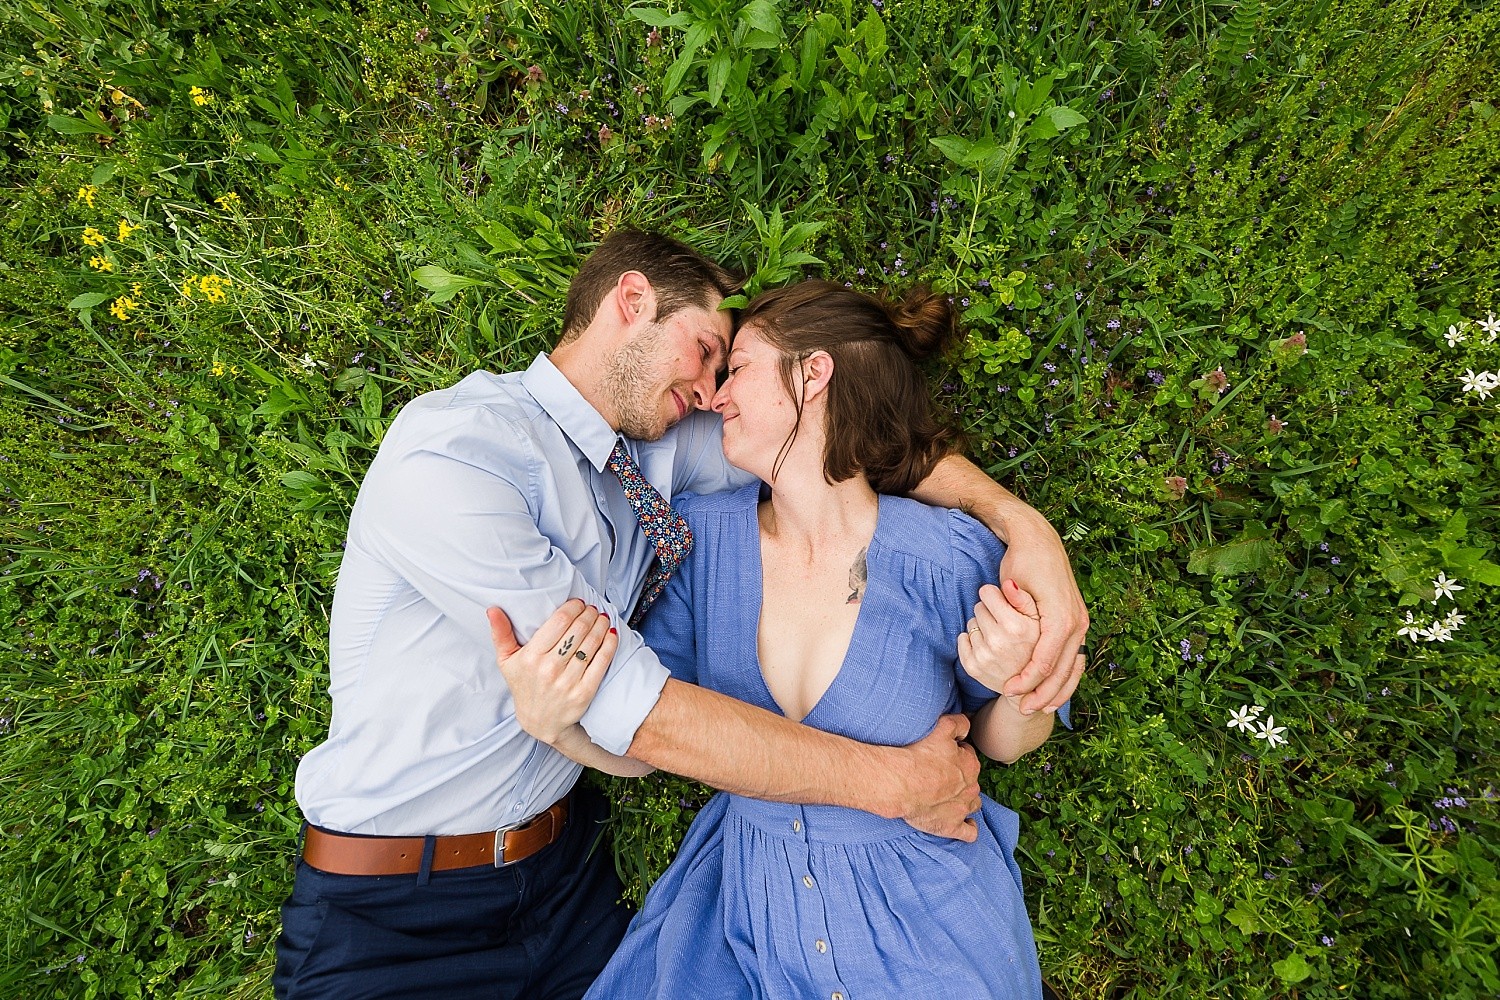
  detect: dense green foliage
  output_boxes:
[2,0,1496,996]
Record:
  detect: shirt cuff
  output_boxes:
[576,629,671,756]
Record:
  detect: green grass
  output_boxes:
[1,0,1497,996]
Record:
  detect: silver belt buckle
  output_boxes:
[491,811,532,867]
[492,819,520,868]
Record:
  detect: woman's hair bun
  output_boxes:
[880,285,959,361]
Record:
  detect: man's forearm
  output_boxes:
[626,679,906,817]
[908,453,1054,544]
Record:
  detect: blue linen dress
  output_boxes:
[585,484,1061,1000]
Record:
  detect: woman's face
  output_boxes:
[710,323,803,480]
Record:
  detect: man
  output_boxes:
[274,231,1088,999]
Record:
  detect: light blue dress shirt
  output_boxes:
[294,355,753,836]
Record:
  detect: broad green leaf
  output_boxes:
[664,22,713,97]
[627,6,692,28]
[1187,535,1282,576]
[738,0,781,39]
[280,471,322,491]
[930,135,977,166]
[413,265,487,303]
[706,49,732,106]
[46,114,111,137]
[1273,952,1313,983]
[1042,105,1089,132]
[68,293,111,310]
[1225,906,1261,935]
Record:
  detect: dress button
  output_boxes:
[792,820,802,833]
[803,875,815,889]
[832,993,844,1000]
[815,939,827,953]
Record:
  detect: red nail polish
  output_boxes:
[609,627,617,635]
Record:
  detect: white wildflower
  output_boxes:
[1432,572,1464,602]
[1396,611,1424,642]
[298,353,320,371]
[1442,609,1466,630]
[1255,715,1288,748]
[1227,705,1261,733]
[1445,324,1467,347]
[1459,370,1492,398]
[1424,621,1455,642]
[1479,312,1500,343]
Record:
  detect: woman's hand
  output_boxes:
[995,513,1088,714]
[487,599,618,746]
[957,580,1040,706]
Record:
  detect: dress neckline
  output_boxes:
[747,491,887,725]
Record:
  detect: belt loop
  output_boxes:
[416,834,436,886]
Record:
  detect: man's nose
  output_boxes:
[691,369,717,410]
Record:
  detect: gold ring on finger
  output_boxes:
[574,650,588,661]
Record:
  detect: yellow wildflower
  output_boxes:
[76,185,98,208]
[82,226,106,247]
[118,218,140,241]
[211,360,226,377]
[197,274,232,304]
[88,255,113,272]
[214,191,241,210]
[189,86,213,106]
[109,296,138,321]
[131,282,143,297]
[334,176,353,192]
[181,275,197,299]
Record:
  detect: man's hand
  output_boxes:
[886,714,983,842]
[487,599,618,745]
[996,513,1089,714]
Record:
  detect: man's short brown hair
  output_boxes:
[558,230,743,344]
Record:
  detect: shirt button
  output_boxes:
[791,820,802,833]
[832,993,844,1000]
[815,939,827,953]
[803,875,815,889]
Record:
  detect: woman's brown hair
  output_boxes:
[738,279,961,494]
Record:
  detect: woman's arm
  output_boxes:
[957,579,1058,763]
[910,454,1089,714]
[551,723,656,777]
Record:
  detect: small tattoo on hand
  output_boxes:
[846,546,868,604]
[558,636,576,657]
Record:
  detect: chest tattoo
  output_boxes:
[846,547,868,604]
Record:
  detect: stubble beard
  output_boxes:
[601,322,675,441]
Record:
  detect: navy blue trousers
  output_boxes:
[273,789,633,1000]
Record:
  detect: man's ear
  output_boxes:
[614,271,657,328]
[801,350,835,403]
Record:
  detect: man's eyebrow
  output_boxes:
[713,331,731,364]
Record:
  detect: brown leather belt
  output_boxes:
[302,796,570,876]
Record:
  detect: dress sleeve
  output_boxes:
[947,511,1008,714]
[636,500,701,685]
[947,511,1072,729]
[354,410,670,756]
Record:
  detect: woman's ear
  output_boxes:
[800,350,835,402]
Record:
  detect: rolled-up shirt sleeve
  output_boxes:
[354,417,670,757]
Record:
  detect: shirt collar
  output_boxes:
[520,353,620,472]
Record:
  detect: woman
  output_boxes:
[524,279,1066,998]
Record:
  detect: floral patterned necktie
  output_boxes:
[607,441,693,626]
